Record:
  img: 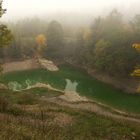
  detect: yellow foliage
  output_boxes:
[35,34,47,58]
[132,43,140,93]
[83,28,91,42]
[132,43,140,76]
[132,43,140,52]
[36,34,46,46]
[131,69,140,77]
[137,86,140,93]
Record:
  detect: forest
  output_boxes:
[2,10,140,77]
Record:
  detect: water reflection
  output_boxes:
[8,79,35,91]
[64,79,78,92]
[8,78,79,92]
[8,81,22,91]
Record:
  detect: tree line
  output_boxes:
[1,9,140,77]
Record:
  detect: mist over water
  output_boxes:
[8,78,79,92]
[8,79,39,91]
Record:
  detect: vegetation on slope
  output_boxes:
[0,88,140,140]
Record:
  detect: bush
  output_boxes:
[17,93,37,105]
[0,96,9,112]
[7,105,24,116]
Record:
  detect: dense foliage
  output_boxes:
[2,10,140,77]
[131,43,140,92]
[0,1,12,48]
[75,10,140,76]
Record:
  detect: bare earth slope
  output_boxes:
[2,59,59,73]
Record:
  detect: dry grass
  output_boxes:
[0,89,140,140]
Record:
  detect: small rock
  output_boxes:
[0,83,8,89]
[131,132,136,136]
[38,59,59,71]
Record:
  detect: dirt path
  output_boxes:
[46,97,140,124]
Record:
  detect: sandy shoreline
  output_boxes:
[2,59,59,73]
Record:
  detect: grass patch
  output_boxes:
[0,89,140,139]
[0,100,140,140]
[26,87,63,97]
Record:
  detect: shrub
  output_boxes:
[0,96,9,112]
[17,93,37,105]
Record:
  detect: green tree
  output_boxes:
[94,39,113,71]
[0,1,12,48]
[131,15,140,43]
[46,20,64,59]
[75,10,140,76]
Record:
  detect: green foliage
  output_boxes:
[74,9,140,76]
[0,1,12,48]
[2,9,140,77]
[94,39,112,71]
[0,95,9,112]
[2,18,48,59]
[7,105,25,116]
[17,92,38,105]
[0,25,12,48]
[45,20,64,58]
[0,0,6,17]
[26,87,63,97]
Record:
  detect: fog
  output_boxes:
[1,0,140,24]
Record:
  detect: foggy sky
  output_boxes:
[1,0,140,21]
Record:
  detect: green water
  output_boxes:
[1,65,140,114]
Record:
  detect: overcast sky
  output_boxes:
[1,0,140,21]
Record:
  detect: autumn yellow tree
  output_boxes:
[82,28,92,43]
[35,34,47,58]
[132,43,140,92]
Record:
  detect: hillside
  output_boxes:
[0,88,140,140]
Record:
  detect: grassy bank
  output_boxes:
[0,89,140,140]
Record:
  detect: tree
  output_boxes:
[131,15,140,43]
[132,43,140,77]
[0,25,12,48]
[75,10,140,76]
[0,0,12,69]
[132,43,140,92]
[36,34,46,47]
[0,0,6,17]
[35,34,47,58]
[0,1,12,48]
[94,39,113,71]
[46,21,64,58]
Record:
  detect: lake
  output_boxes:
[1,64,140,114]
